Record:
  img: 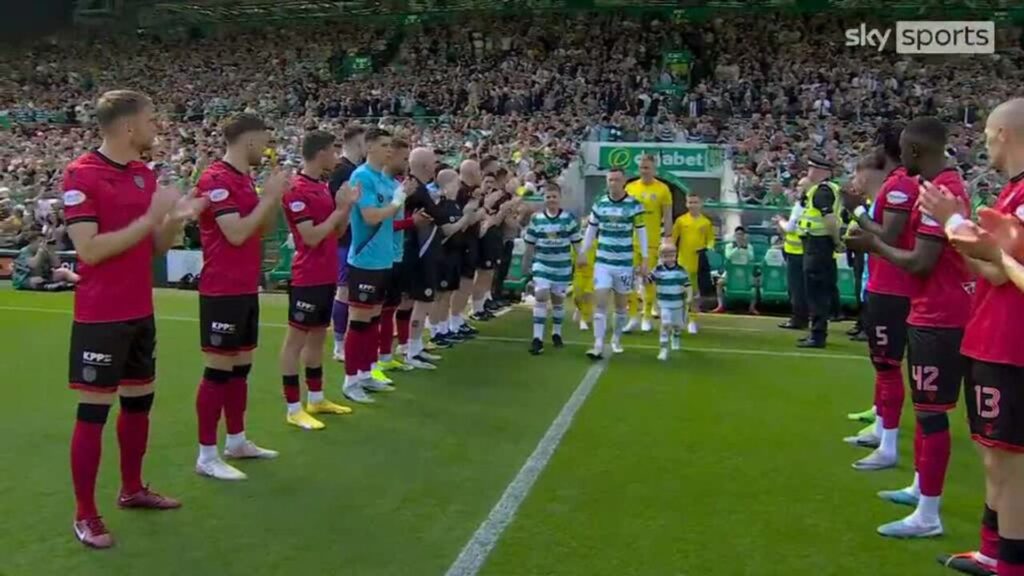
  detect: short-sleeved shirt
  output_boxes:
[588,193,645,270]
[867,166,917,297]
[196,160,262,296]
[651,263,691,309]
[961,171,1024,367]
[329,157,359,247]
[523,208,581,284]
[283,173,338,287]
[672,213,714,272]
[625,178,672,251]
[63,151,156,323]
[347,163,395,270]
[906,168,973,328]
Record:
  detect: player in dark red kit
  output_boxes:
[280,130,359,430]
[193,113,287,481]
[847,116,972,539]
[842,125,914,472]
[922,99,1024,576]
[64,90,207,548]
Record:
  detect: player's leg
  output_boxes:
[572,265,593,330]
[713,275,726,313]
[332,286,349,361]
[362,301,394,391]
[550,287,567,348]
[344,296,378,404]
[280,326,323,428]
[332,244,350,360]
[854,314,912,470]
[302,324,353,416]
[222,349,277,460]
[657,307,671,361]
[115,317,180,512]
[52,266,80,284]
[610,271,632,353]
[878,328,963,538]
[530,281,550,355]
[687,264,705,334]
[471,267,496,321]
[195,351,246,480]
[391,298,415,370]
[588,266,613,359]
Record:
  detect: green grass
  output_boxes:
[0,289,986,576]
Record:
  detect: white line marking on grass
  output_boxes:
[444,359,608,576]
[0,305,864,360]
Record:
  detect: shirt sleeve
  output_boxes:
[587,208,599,227]
[352,171,378,210]
[283,188,314,225]
[569,217,582,244]
[62,166,99,225]
[197,173,240,218]
[632,202,646,229]
[704,219,715,250]
[682,269,692,287]
[882,177,917,213]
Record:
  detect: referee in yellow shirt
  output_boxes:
[671,192,715,334]
[625,155,674,332]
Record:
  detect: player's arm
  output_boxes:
[294,211,347,247]
[215,172,289,247]
[635,217,649,272]
[965,256,1010,286]
[867,233,944,277]
[578,215,598,259]
[521,242,535,277]
[660,192,673,244]
[1000,251,1024,291]
[65,178,177,266]
[703,219,715,251]
[360,176,411,225]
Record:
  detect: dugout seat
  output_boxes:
[266,241,294,286]
[723,262,756,306]
[760,262,789,305]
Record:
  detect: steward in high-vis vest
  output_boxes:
[795,155,842,348]
[775,181,809,331]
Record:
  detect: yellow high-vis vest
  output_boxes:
[783,230,804,255]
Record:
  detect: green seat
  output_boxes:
[837,266,857,307]
[705,249,724,274]
[502,252,530,295]
[266,241,294,286]
[723,262,756,306]
[761,263,789,304]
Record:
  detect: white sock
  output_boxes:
[613,311,627,341]
[914,495,941,524]
[198,444,219,462]
[452,314,464,329]
[551,304,565,336]
[880,427,899,458]
[334,339,344,354]
[907,472,921,495]
[225,432,246,451]
[659,325,670,347]
[593,311,607,348]
[380,353,392,363]
[308,390,324,404]
[473,297,486,313]
[874,413,883,437]
[533,302,548,340]
[408,336,423,359]
[286,402,302,415]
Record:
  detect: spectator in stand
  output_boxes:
[11,229,79,291]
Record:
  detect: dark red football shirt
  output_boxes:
[961,172,1024,367]
[63,151,156,323]
[283,173,338,287]
[867,166,917,297]
[196,160,262,296]
[906,168,973,328]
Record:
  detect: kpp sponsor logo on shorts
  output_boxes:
[845,21,994,54]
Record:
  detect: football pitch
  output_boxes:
[0,288,986,576]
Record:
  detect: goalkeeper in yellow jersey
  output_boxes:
[572,230,597,330]
[624,154,674,333]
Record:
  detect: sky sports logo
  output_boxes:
[845,21,994,54]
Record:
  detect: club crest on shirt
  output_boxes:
[209,189,230,203]
[962,281,977,295]
[63,190,86,206]
[289,201,306,213]
[449,216,457,223]
[1015,205,1024,223]
[440,280,448,288]
[133,175,146,189]
[376,193,385,204]
[887,190,909,205]
[82,366,97,383]
[424,288,433,297]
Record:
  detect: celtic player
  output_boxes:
[577,168,648,359]
[522,182,582,355]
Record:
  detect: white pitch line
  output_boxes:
[0,305,865,361]
[444,359,608,576]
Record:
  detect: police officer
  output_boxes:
[796,156,842,348]
[774,178,809,330]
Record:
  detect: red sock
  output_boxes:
[877,368,905,429]
[396,309,412,346]
[71,404,108,520]
[224,376,247,435]
[345,320,370,376]
[196,378,225,446]
[917,423,951,497]
[282,374,300,404]
[117,394,153,495]
[914,422,924,476]
[1000,537,1024,576]
[305,366,323,393]
[981,506,1000,560]
[364,316,381,371]
[379,308,396,357]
